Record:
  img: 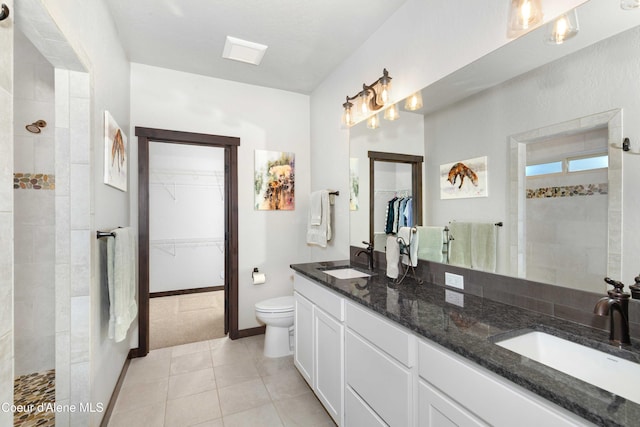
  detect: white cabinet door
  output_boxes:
[314,307,344,426]
[294,291,314,386]
[345,386,387,427]
[418,380,487,427]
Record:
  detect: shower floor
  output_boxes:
[13,370,55,427]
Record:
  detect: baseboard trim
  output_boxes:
[232,325,266,340]
[99,354,132,427]
[150,286,224,298]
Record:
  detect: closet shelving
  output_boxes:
[150,167,225,201]
[150,237,225,256]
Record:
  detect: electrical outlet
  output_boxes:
[445,289,464,307]
[445,272,464,290]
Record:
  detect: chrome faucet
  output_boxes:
[594,277,631,345]
[355,241,375,271]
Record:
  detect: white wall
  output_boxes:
[309,0,587,262]
[13,29,56,376]
[423,26,640,286]
[130,63,311,330]
[149,142,225,293]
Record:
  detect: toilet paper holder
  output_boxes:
[252,267,266,285]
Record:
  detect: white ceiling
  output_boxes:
[105,0,409,94]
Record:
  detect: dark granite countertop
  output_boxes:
[290,260,640,427]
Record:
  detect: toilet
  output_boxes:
[255,296,295,358]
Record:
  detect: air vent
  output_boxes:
[222,36,268,65]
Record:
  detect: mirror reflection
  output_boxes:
[349,0,639,293]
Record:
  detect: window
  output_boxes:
[526,153,608,177]
[567,154,608,172]
[526,161,563,177]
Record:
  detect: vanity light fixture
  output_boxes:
[404,91,423,111]
[544,9,579,45]
[341,69,392,126]
[507,0,543,38]
[621,0,640,9]
[384,103,400,121]
[367,113,380,130]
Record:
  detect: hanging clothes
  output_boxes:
[384,195,413,234]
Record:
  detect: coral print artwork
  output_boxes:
[104,111,128,191]
[440,156,488,199]
[254,150,295,210]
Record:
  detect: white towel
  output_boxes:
[309,191,323,225]
[399,227,419,267]
[471,223,497,272]
[107,227,138,342]
[386,235,399,279]
[306,190,331,247]
[448,222,472,268]
[416,226,444,263]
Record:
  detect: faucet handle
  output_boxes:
[604,277,629,297]
[362,241,373,250]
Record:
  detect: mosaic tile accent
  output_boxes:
[13,370,55,427]
[526,183,608,199]
[13,173,55,190]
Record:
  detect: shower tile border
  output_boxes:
[526,182,608,199]
[13,173,55,190]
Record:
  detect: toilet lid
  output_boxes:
[255,296,294,313]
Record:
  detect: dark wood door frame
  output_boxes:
[368,151,424,248]
[133,127,240,358]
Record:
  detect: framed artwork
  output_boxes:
[350,158,359,211]
[254,150,295,210]
[103,111,128,191]
[440,156,488,199]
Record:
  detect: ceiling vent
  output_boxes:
[222,36,268,65]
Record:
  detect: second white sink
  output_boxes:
[495,330,640,404]
[323,268,372,279]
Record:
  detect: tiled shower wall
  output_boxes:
[13,28,56,377]
[0,1,15,425]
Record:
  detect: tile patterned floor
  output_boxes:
[13,370,55,427]
[108,335,336,426]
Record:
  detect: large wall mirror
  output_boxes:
[349,0,640,294]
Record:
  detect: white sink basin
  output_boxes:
[323,268,372,279]
[495,330,640,404]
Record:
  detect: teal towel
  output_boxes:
[471,223,497,272]
[448,222,472,268]
[416,226,444,262]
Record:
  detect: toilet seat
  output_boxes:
[255,296,294,313]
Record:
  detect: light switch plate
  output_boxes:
[445,272,464,290]
[445,289,464,307]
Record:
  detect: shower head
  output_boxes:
[25,120,47,134]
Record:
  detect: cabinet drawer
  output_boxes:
[345,386,387,427]
[418,380,487,427]
[346,301,415,367]
[294,273,344,321]
[418,340,588,427]
[346,330,411,427]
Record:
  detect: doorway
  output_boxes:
[135,127,240,357]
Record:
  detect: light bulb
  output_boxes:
[544,10,578,45]
[508,0,543,38]
[404,92,423,111]
[384,103,400,121]
[367,114,380,130]
[341,101,354,126]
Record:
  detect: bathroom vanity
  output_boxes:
[290,261,640,427]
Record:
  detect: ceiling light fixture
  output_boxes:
[544,9,579,45]
[621,0,640,9]
[222,36,268,65]
[341,69,392,127]
[507,0,543,38]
